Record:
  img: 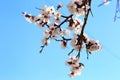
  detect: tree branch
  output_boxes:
[76,0,92,58]
[68,49,74,55]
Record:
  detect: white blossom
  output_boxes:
[44,29,50,37]
[67,0,87,16]
[71,63,84,75]
[75,7,86,16]
[73,45,81,51]
[83,33,89,40]
[71,38,84,51]
[66,55,79,67]
[35,14,44,27]
[42,37,50,45]
[86,39,102,53]
[67,2,76,14]
[74,26,81,36]
[69,55,76,60]
[54,11,61,22]
[59,29,70,37]
[41,5,55,16]
[40,5,55,24]
[71,38,78,47]
[23,12,36,23]
[67,0,79,14]
[69,71,76,78]
[68,18,83,31]
[66,55,84,78]
[44,24,59,39]
[86,4,90,9]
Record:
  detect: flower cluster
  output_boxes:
[67,0,90,16]
[66,55,84,78]
[44,23,59,39]
[71,37,84,51]
[23,5,62,27]
[23,12,36,23]
[68,17,83,35]
[23,0,102,78]
[86,39,102,53]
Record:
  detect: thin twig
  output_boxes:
[40,44,46,53]
[68,49,74,55]
[90,9,94,17]
[57,14,73,28]
[45,24,50,28]
[61,15,69,18]
[62,37,72,41]
[55,39,62,41]
[76,44,82,59]
[86,51,89,59]
[35,7,41,10]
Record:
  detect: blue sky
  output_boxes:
[0,0,120,80]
